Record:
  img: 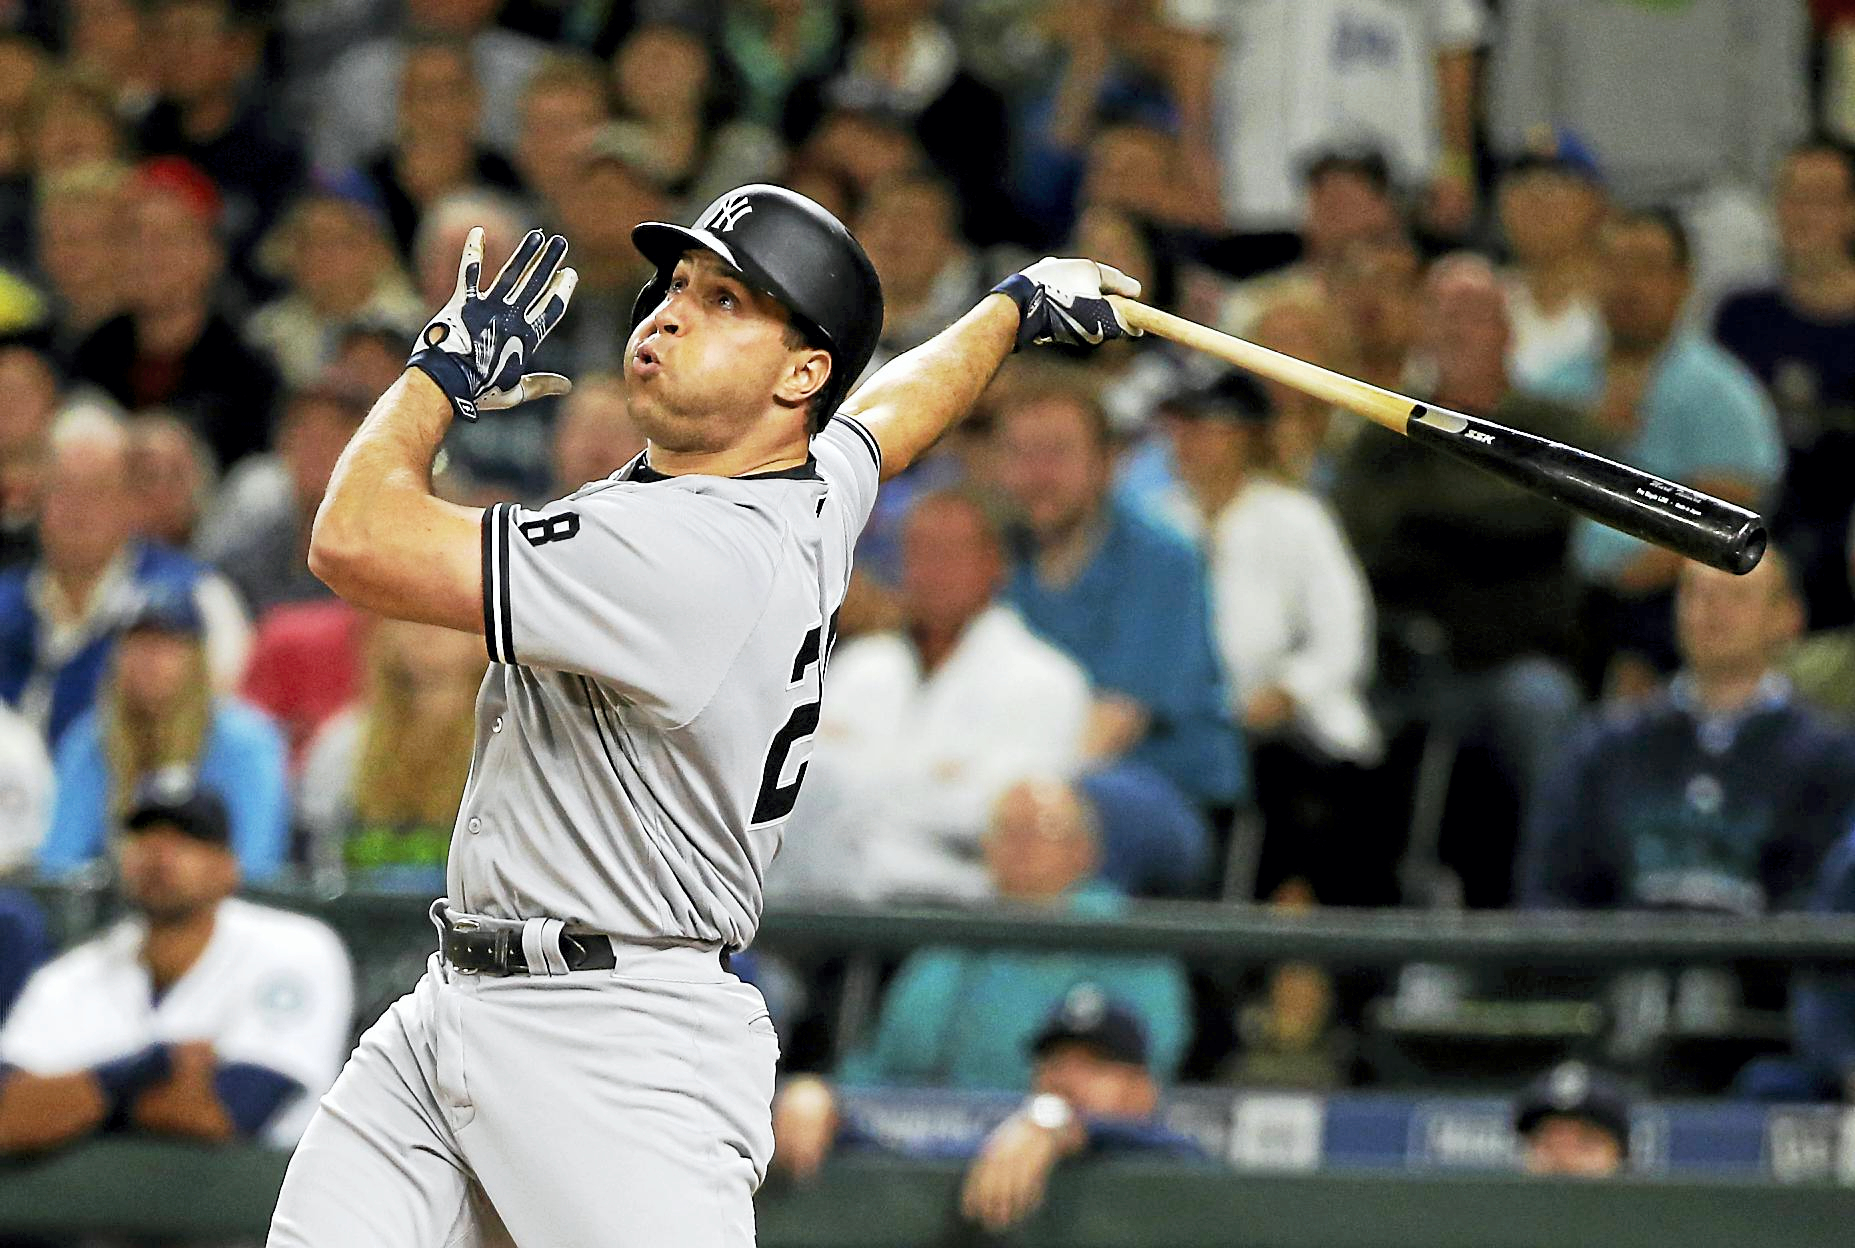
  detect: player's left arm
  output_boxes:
[310,228,577,631]
[839,259,1142,482]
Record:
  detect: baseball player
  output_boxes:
[266,183,1140,1247]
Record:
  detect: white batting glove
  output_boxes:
[991,257,1143,352]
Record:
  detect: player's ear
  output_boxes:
[776,348,832,408]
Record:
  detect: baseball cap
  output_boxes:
[123,767,231,846]
[1160,371,1273,424]
[1031,985,1150,1067]
[1505,127,1604,188]
[1514,1061,1632,1149]
[129,156,223,231]
[119,586,203,638]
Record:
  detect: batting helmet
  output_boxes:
[631,184,884,432]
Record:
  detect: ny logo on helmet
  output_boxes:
[702,194,754,233]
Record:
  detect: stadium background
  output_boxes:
[1,0,1855,1244]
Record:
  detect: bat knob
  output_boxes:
[1724,518,1768,576]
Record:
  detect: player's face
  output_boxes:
[118,824,237,921]
[993,396,1112,543]
[624,252,827,453]
[1523,1117,1624,1178]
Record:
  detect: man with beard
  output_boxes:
[0,771,352,1151]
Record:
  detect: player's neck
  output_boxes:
[140,903,220,992]
[643,438,808,479]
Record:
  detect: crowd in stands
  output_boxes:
[0,0,1853,1208]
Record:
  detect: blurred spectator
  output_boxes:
[856,171,981,363]
[135,0,304,283]
[0,34,44,260]
[1155,373,1383,903]
[1716,141,1855,633]
[551,372,644,495]
[1076,763,1211,900]
[960,992,1206,1233]
[0,774,352,1151]
[196,381,367,615]
[790,104,924,211]
[1497,133,1607,386]
[541,129,671,380]
[363,35,524,259]
[63,0,158,116]
[1074,118,1220,241]
[510,52,610,217]
[1248,293,1351,494]
[1488,0,1807,318]
[771,778,1192,1168]
[0,341,59,569]
[1519,555,1855,915]
[1330,228,1423,392]
[1222,955,1355,1091]
[247,181,424,390]
[23,71,126,182]
[298,619,482,890]
[774,488,1091,904]
[1162,1,1484,236]
[0,885,49,1022]
[41,588,288,882]
[239,601,368,775]
[793,0,1016,244]
[0,698,53,872]
[0,407,250,746]
[127,412,217,549]
[1335,255,1592,822]
[606,21,784,208]
[1760,821,1855,1101]
[68,157,282,470]
[332,318,411,399]
[717,0,843,132]
[994,387,1247,814]
[1514,1061,1631,1178]
[1530,210,1783,693]
[312,0,549,176]
[1788,519,1855,722]
[31,161,128,367]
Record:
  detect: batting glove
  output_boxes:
[991,257,1143,353]
[409,227,579,420]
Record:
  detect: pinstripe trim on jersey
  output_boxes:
[836,413,882,474]
[481,503,514,664]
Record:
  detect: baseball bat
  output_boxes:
[1108,296,1767,575]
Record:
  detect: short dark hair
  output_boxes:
[1303,147,1394,195]
[1610,206,1691,270]
[903,484,1012,553]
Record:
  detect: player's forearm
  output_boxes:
[308,369,483,631]
[838,294,1020,481]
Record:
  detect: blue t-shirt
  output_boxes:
[1530,333,1783,579]
[41,699,291,881]
[1005,499,1247,807]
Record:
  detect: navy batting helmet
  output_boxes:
[631,184,884,432]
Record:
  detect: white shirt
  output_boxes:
[0,897,354,1146]
[1502,273,1604,388]
[1161,479,1381,764]
[0,701,51,871]
[772,605,1093,904]
[1165,0,1486,229]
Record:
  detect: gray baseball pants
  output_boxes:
[267,943,778,1248]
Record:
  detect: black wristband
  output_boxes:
[990,274,1040,353]
[408,349,481,422]
[93,1043,173,1112]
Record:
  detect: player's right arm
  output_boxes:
[838,258,1143,482]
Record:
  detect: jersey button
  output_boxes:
[492,716,503,733]
[467,817,482,834]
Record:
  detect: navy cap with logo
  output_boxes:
[1030,984,1150,1067]
[1514,1061,1633,1150]
[123,767,231,847]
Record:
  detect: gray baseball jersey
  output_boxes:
[452,415,881,948]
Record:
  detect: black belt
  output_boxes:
[430,901,728,977]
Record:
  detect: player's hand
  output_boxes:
[770,1075,838,1181]
[992,257,1142,353]
[959,1111,1075,1232]
[409,226,579,421]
